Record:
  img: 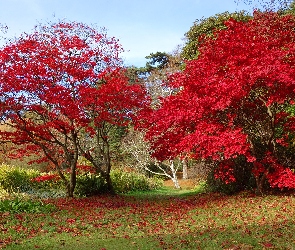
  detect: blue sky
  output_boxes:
[0,0,266,67]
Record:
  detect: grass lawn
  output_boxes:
[1,186,295,249]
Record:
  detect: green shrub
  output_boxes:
[75,172,106,197]
[0,198,56,213]
[0,165,39,192]
[147,176,164,190]
[0,164,163,197]
[205,157,256,195]
[111,169,163,193]
[0,188,32,201]
[0,165,65,198]
[206,171,238,195]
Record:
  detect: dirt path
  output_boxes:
[164,179,197,189]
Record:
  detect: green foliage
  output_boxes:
[110,169,163,193]
[0,187,32,201]
[182,11,251,60]
[75,172,106,197]
[0,165,66,198]
[0,164,39,192]
[74,168,163,196]
[0,164,164,198]
[285,0,295,14]
[145,51,170,71]
[0,198,56,213]
[0,167,65,198]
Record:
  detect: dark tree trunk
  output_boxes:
[255,165,270,195]
[255,175,265,195]
[67,166,76,198]
[102,132,115,194]
[66,132,78,197]
[104,171,115,194]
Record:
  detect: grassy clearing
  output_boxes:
[1,187,295,249]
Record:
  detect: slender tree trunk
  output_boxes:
[67,164,76,198]
[170,161,180,189]
[255,165,270,195]
[172,176,180,189]
[59,169,75,198]
[104,171,115,194]
[255,175,265,195]
[66,131,79,197]
[66,183,75,198]
[42,156,77,198]
[182,158,188,179]
[103,132,115,194]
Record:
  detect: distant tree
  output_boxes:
[121,127,181,188]
[236,0,293,9]
[142,50,183,108]
[278,0,295,14]
[0,21,147,197]
[144,52,171,72]
[126,49,188,186]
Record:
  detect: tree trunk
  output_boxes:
[172,176,181,189]
[103,137,115,194]
[66,182,75,198]
[67,166,76,198]
[182,158,188,179]
[66,131,78,197]
[255,173,267,195]
[55,164,76,198]
[104,172,115,194]
[170,160,181,189]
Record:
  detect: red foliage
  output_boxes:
[76,164,96,174]
[0,22,123,156]
[214,160,236,184]
[139,12,295,190]
[261,152,295,189]
[0,21,148,196]
[31,174,60,183]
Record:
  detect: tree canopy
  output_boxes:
[0,21,148,196]
[138,11,295,193]
[182,11,251,60]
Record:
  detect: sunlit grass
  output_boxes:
[125,185,204,198]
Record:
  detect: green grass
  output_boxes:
[125,185,205,198]
[5,234,161,250]
[1,187,295,249]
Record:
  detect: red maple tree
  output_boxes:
[139,11,295,194]
[0,21,147,197]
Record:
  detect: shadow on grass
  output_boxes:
[4,235,162,250]
[5,220,295,250]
